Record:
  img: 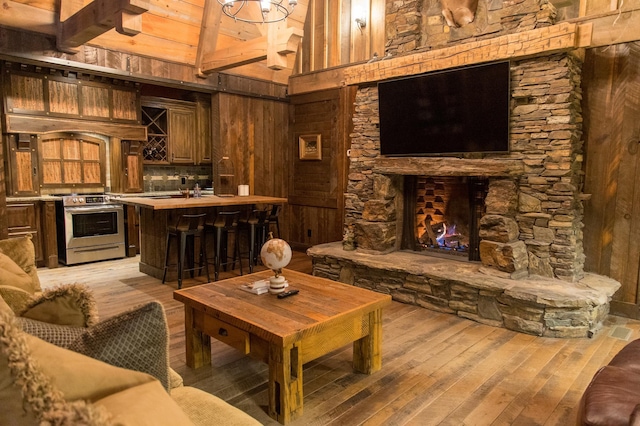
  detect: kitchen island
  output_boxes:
[121,194,287,281]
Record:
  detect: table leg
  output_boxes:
[268,342,303,424]
[353,308,383,374]
[184,307,211,368]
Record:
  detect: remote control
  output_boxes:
[277,289,299,299]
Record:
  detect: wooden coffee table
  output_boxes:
[173,269,392,424]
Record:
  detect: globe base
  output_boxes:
[268,275,287,294]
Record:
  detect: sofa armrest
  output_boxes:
[170,386,263,426]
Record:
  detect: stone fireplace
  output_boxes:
[307,52,621,338]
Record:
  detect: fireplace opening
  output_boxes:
[402,176,488,261]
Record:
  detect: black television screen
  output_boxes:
[378,61,511,156]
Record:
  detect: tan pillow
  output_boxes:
[0,292,15,318]
[0,252,34,293]
[0,235,40,293]
[68,301,170,391]
[20,284,99,327]
[0,285,33,314]
[0,312,112,425]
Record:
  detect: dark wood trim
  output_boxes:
[5,114,147,139]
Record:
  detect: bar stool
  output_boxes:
[239,209,269,273]
[162,213,210,289]
[267,204,281,238]
[207,210,242,281]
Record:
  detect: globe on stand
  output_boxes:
[259,233,292,294]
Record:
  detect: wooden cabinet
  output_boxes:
[6,200,58,268]
[141,96,210,165]
[168,106,196,164]
[5,134,38,196]
[38,132,106,193]
[193,94,213,164]
[122,140,144,193]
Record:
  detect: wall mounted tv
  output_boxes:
[378,61,511,156]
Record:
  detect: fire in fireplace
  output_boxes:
[403,176,488,261]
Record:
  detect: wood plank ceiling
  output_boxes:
[0,0,308,85]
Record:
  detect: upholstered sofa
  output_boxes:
[577,338,640,425]
[0,236,263,425]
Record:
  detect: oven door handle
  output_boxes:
[64,205,123,214]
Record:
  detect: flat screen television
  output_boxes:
[378,61,511,156]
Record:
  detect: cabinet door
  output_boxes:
[169,107,196,164]
[195,96,212,164]
[38,132,106,192]
[122,140,144,193]
[7,202,43,265]
[6,134,39,196]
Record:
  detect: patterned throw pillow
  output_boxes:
[16,317,87,348]
[68,301,171,391]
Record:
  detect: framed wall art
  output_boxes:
[298,134,322,160]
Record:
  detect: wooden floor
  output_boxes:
[37,252,640,426]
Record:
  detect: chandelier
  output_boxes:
[217,1,298,24]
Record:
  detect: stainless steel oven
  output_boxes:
[56,195,126,265]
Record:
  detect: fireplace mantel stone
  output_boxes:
[372,157,525,177]
[308,242,620,338]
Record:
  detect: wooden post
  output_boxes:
[269,342,303,423]
[184,307,211,368]
[353,308,383,374]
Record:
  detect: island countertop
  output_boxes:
[120,194,287,210]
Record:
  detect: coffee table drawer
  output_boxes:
[203,316,250,355]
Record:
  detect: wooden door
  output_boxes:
[582,43,640,319]
[6,133,38,196]
[169,106,196,164]
[288,86,356,249]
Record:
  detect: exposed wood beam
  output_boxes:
[195,0,223,78]
[57,0,150,52]
[201,28,303,73]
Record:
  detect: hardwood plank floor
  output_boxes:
[37,253,640,426]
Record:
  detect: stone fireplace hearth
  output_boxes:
[307,52,622,338]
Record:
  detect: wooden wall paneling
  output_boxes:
[212,92,290,241]
[583,43,640,318]
[340,0,352,66]
[583,47,622,277]
[350,0,371,63]
[370,0,386,57]
[310,0,326,70]
[609,43,640,308]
